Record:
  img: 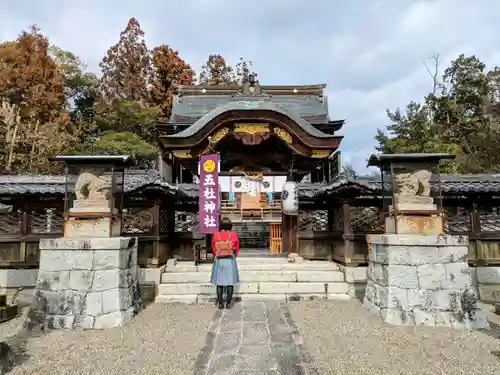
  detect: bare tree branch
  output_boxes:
[421,53,442,95]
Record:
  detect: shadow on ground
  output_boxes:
[0,336,29,374]
[481,318,500,362]
[349,284,500,363]
[352,284,366,303]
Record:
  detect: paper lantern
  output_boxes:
[281,181,299,216]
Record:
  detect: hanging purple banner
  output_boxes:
[199,153,220,234]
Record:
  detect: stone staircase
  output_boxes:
[155,257,350,303]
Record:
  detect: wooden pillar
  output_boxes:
[148,201,161,267]
[471,199,481,266]
[20,210,29,263]
[282,214,298,254]
[342,201,355,265]
[166,197,176,259]
[327,200,335,259]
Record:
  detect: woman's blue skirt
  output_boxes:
[210,256,240,286]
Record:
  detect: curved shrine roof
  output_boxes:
[166,101,337,139]
[163,83,344,139]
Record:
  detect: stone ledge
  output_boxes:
[369,244,468,266]
[0,269,38,287]
[477,285,500,302]
[476,267,500,284]
[40,237,136,251]
[367,234,468,246]
[339,266,368,283]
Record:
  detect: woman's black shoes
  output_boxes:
[215,285,234,309]
[225,285,234,309]
[216,286,224,309]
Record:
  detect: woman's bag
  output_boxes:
[214,232,234,257]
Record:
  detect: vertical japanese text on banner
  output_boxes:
[199,154,220,233]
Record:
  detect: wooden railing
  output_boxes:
[2,197,500,267]
[328,200,500,266]
[0,203,172,268]
[220,199,282,222]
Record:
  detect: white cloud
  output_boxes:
[2,0,500,173]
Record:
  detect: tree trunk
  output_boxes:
[0,100,21,172]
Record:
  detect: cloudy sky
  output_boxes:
[2,0,499,172]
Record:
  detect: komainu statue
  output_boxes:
[394,168,432,198]
[74,169,112,201]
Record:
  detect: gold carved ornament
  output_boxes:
[311,150,330,158]
[233,123,270,134]
[273,127,292,144]
[197,127,230,156]
[208,127,230,145]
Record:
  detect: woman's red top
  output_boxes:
[211,231,240,257]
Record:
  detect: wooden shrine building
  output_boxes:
[1,79,500,269]
[157,77,344,255]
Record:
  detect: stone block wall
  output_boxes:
[340,265,367,300]
[0,267,163,308]
[363,234,490,329]
[25,237,142,330]
[475,267,500,303]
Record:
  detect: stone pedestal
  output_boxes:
[64,217,121,238]
[25,237,142,330]
[385,215,444,235]
[72,199,113,211]
[389,196,435,212]
[65,202,120,238]
[363,234,490,329]
[386,198,443,235]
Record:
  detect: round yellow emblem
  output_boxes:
[203,159,216,173]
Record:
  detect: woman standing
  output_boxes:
[211,217,240,309]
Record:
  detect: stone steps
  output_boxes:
[161,270,345,283]
[155,293,351,304]
[165,262,340,273]
[155,258,350,304]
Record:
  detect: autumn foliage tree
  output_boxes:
[99,18,152,103]
[0,19,261,173]
[0,26,65,122]
[150,45,196,119]
[0,26,82,173]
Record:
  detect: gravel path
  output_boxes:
[195,301,316,374]
[2,304,214,375]
[1,301,499,375]
[289,300,500,375]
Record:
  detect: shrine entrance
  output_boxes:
[220,173,284,255]
[157,81,343,257]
